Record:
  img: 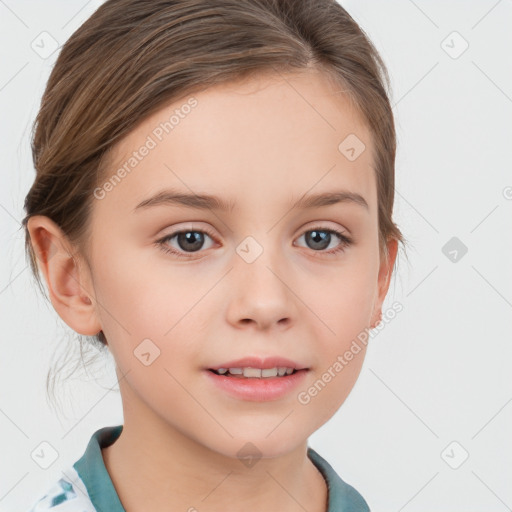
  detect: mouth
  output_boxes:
[208,367,304,378]
[206,356,309,379]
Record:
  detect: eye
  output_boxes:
[155,225,353,260]
[295,227,353,256]
[156,227,217,259]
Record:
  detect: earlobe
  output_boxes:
[26,215,102,336]
[370,312,382,329]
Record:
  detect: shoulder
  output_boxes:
[25,466,97,512]
[333,480,371,512]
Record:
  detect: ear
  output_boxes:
[370,238,399,328]
[26,215,102,337]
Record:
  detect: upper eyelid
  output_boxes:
[160,220,349,236]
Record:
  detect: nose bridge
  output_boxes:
[225,228,295,328]
[234,229,285,290]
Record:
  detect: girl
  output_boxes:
[23,0,405,510]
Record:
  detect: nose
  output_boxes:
[224,245,297,331]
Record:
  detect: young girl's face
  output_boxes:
[82,68,395,457]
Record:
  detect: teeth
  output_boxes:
[244,367,262,378]
[214,367,297,378]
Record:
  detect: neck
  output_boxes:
[102,418,327,512]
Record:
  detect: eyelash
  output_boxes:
[155,226,353,259]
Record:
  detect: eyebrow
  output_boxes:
[133,188,369,213]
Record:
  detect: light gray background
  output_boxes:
[1,1,511,511]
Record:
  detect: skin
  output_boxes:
[28,67,398,512]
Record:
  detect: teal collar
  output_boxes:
[307,446,370,511]
[74,425,369,512]
[73,425,125,512]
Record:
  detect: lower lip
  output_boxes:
[204,369,309,402]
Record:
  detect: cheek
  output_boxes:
[115,354,224,448]
[299,284,372,424]
[298,257,375,407]
[90,242,173,332]
[306,258,377,339]
[91,248,207,368]
[303,345,368,429]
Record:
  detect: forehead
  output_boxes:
[96,68,376,217]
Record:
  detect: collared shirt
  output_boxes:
[27,425,370,511]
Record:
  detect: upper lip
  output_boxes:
[207,356,309,371]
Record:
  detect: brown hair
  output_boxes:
[22,0,406,409]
